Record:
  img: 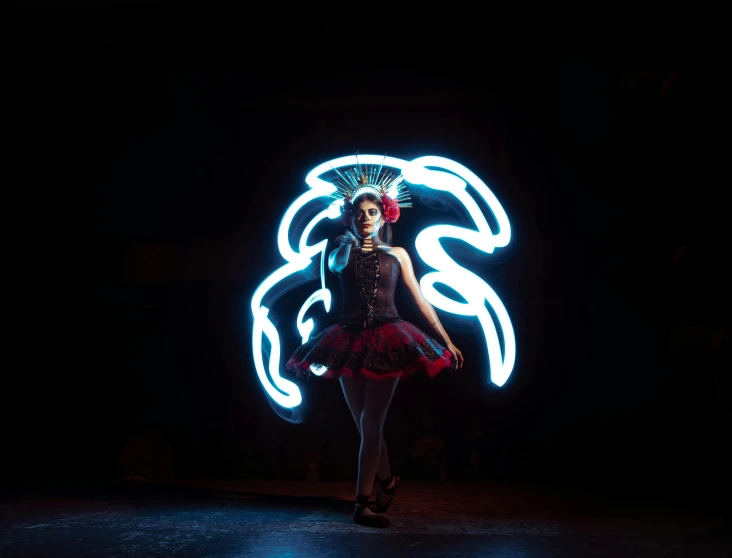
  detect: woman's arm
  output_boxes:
[328,230,358,274]
[392,247,464,368]
[328,243,351,274]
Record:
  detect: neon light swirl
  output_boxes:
[406,156,515,387]
[250,155,515,411]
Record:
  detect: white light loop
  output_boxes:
[250,154,517,415]
[408,156,515,387]
[250,186,335,409]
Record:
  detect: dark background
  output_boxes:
[3,10,730,497]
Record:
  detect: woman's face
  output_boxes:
[352,199,383,239]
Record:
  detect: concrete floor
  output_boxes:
[1,480,730,557]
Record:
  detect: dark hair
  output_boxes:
[343,192,392,245]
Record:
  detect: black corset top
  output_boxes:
[338,248,401,329]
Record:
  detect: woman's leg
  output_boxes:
[356,376,399,498]
[340,375,393,483]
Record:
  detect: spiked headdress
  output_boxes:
[329,156,412,224]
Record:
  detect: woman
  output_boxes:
[287,167,464,528]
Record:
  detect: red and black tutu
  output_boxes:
[288,247,454,380]
[286,318,454,381]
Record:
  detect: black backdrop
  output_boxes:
[3,11,730,493]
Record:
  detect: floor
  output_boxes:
[1,479,730,557]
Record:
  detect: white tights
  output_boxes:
[340,374,399,497]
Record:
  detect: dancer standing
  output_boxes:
[287,164,463,527]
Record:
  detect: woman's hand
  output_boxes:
[447,343,464,369]
[329,230,358,273]
[334,229,360,247]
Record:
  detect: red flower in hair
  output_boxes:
[381,195,400,224]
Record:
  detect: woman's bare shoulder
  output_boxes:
[380,245,409,265]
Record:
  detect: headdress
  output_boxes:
[330,156,412,225]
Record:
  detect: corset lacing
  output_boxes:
[356,248,380,343]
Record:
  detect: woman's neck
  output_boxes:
[360,234,387,252]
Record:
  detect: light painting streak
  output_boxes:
[250,186,336,408]
[251,155,515,411]
[408,156,515,387]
